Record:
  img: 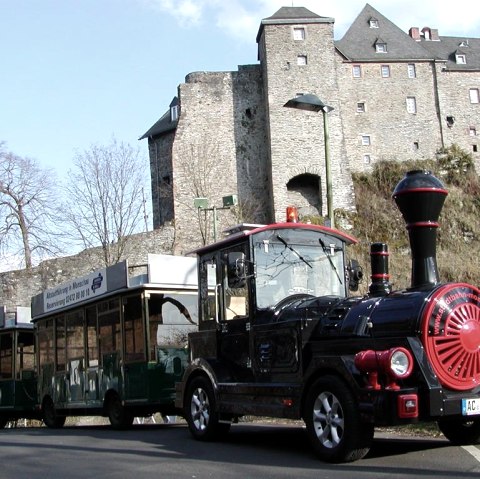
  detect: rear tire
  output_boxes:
[185,376,230,441]
[438,418,480,445]
[42,397,66,429]
[108,394,134,430]
[304,376,373,463]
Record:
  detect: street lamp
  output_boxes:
[194,194,238,242]
[284,94,335,228]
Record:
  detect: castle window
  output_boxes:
[376,42,387,53]
[352,65,362,78]
[408,64,416,78]
[456,54,467,64]
[363,154,371,164]
[361,135,371,146]
[473,145,478,153]
[469,88,480,104]
[469,127,477,136]
[406,97,417,114]
[297,55,307,66]
[369,19,379,28]
[170,105,179,122]
[413,142,419,151]
[356,102,366,113]
[293,28,305,40]
[381,65,390,78]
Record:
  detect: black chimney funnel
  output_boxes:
[369,242,392,296]
[393,170,448,289]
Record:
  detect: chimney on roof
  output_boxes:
[409,27,421,41]
[430,29,439,41]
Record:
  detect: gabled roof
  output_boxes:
[256,6,333,43]
[335,3,433,61]
[139,97,178,140]
[419,36,480,71]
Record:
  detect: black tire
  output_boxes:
[0,416,8,429]
[42,397,66,429]
[185,376,230,441]
[304,376,373,463]
[108,394,134,430]
[438,418,480,445]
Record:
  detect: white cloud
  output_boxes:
[141,0,480,40]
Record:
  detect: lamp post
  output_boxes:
[194,194,238,242]
[284,94,335,228]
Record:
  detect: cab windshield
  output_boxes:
[254,229,346,309]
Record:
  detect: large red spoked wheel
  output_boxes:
[422,283,480,391]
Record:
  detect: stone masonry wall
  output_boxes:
[0,227,175,311]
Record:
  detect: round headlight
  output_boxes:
[389,348,413,378]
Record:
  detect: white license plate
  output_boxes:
[462,398,480,416]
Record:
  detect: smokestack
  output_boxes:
[369,242,391,296]
[393,170,448,289]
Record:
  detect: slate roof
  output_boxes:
[419,36,480,71]
[256,6,333,43]
[139,97,179,140]
[335,4,433,61]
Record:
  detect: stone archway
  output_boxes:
[286,173,323,217]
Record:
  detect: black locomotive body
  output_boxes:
[177,170,480,462]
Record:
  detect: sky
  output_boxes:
[1,0,480,180]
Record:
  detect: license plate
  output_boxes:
[462,398,480,416]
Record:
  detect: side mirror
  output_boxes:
[347,259,364,291]
[227,252,247,288]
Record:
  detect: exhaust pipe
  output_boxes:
[392,170,448,289]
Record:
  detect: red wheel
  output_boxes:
[422,283,480,391]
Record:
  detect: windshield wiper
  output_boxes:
[318,237,343,285]
[276,234,312,268]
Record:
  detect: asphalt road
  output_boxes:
[1,422,479,479]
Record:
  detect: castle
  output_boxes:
[140,4,480,253]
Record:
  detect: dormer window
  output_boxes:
[293,27,305,40]
[375,39,387,53]
[170,105,179,122]
[456,53,467,64]
[369,18,379,28]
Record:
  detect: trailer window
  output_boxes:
[124,295,145,362]
[38,319,54,367]
[86,306,98,367]
[66,310,84,361]
[0,332,13,379]
[17,331,35,377]
[55,315,66,372]
[98,299,121,359]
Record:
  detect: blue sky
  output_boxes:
[1,0,480,179]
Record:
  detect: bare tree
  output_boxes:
[0,144,64,270]
[64,138,149,267]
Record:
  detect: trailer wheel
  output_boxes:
[185,376,230,441]
[305,376,373,463]
[438,418,480,445]
[42,397,66,429]
[107,394,134,430]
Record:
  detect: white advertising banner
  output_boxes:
[43,268,107,313]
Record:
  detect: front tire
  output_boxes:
[304,376,373,463]
[185,376,230,441]
[42,397,66,429]
[438,418,480,445]
[107,394,134,430]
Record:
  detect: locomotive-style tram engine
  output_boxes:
[177,170,480,463]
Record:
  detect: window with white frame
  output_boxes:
[406,96,417,114]
[408,64,416,78]
[361,135,371,146]
[381,65,390,78]
[357,102,366,113]
[469,88,480,104]
[369,19,379,28]
[170,105,179,122]
[293,27,305,40]
[297,55,307,65]
[376,42,387,53]
[456,54,466,64]
[352,65,362,78]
